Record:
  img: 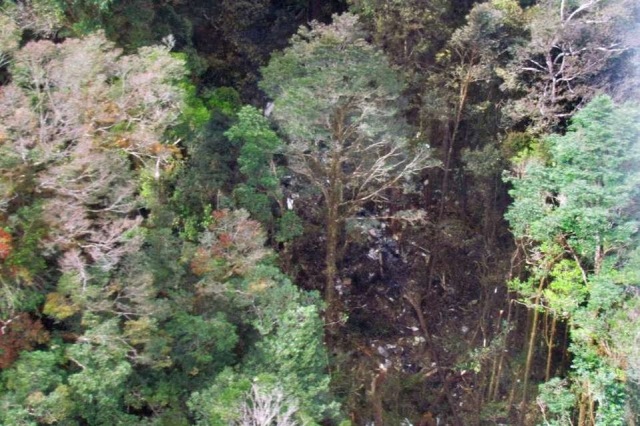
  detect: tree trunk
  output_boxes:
[488,304,507,401]
[545,313,557,381]
[578,392,587,426]
[324,145,343,333]
[438,69,470,220]
[560,323,570,376]
[522,277,545,411]
[325,200,340,331]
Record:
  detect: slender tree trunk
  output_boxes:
[280,242,293,275]
[545,313,557,381]
[493,292,515,401]
[488,305,507,401]
[588,392,596,425]
[507,370,518,414]
[438,70,470,220]
[522,277,546,410]
[560,323,570,376]
[487,349,499,402]
[594,235,603,275]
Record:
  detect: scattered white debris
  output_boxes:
[377,346,389,357]
[367,248,379,260]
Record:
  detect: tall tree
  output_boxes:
[260,13,433,327]
[425,0,526,217]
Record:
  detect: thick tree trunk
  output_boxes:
[324,144,343,333]
[325,201,340,330]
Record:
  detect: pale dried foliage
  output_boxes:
[237,383,299,426]
[5,33,185,168]
[0,32,185,284]
[0,14,20,67]
[1,0,64,37]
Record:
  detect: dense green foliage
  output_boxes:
[506,96,640,423]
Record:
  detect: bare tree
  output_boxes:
[237,383,299,426]
[503,0,639,130]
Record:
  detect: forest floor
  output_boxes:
[290,194,519,425]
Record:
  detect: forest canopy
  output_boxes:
[0,0,638,425]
